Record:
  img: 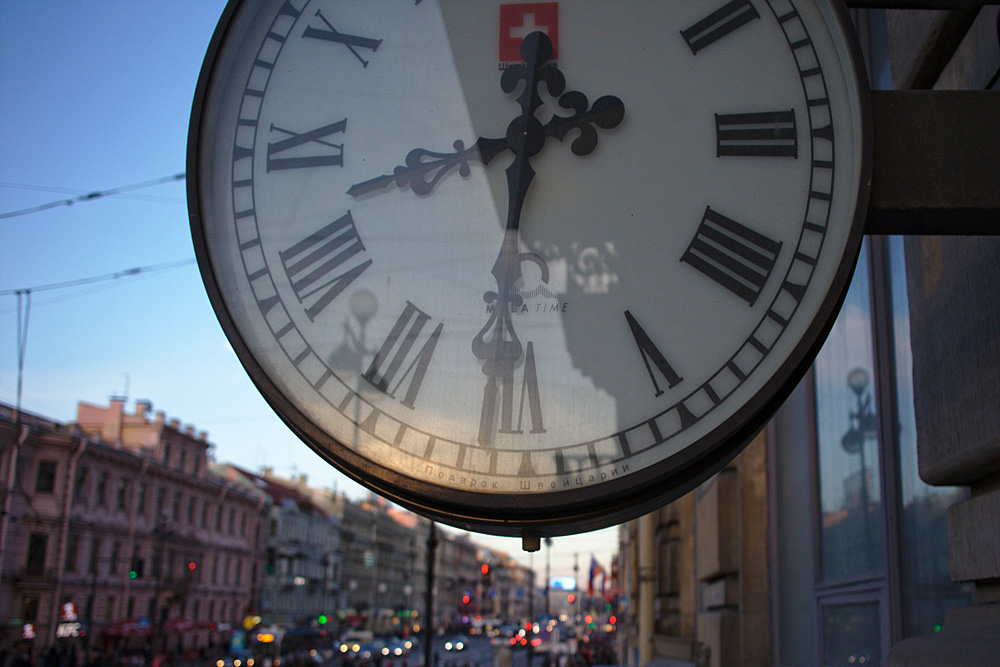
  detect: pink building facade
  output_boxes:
[0,399,268,655]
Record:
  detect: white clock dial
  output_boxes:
[190,0,870,536]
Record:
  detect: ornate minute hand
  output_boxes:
[468,32,624,447]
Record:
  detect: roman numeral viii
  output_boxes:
[279,212,372,321]
[681,0,760,55]
[625,311,683,397]
[363,302,443,409]
[267,119,346,172]
[681,207,782,307]
[716,110,797,158]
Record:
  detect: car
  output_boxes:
[444,635,468,651]
[386,637,412,657]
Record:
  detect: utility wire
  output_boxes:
[0,258,196,297]
[0,172,185,220]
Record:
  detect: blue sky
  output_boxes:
[0,0,618,581]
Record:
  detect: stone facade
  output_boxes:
[0,399,267,653]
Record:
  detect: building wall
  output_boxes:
[0,401,267,653]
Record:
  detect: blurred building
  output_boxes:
[0,398,268,654]
[618,9,998,667]
[223,467,341,631]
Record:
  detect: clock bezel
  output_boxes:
[188,0,872,537]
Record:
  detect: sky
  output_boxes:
[0,0,620,584]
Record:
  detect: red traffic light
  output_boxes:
[188,561,197,571]
[481,563,489,575]
[462,595,470,604]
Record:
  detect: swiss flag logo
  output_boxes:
[499,3,558,62]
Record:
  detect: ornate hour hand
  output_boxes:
[347,33,624,200]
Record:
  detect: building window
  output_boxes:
[35,461,57,494]
[106,596,116,622]
[814,242,886,582]
[156,487,166,517]
[89,538,101,574]
[127,596,135,619]
[25,534,47,575]
[74,467,89,502]
[163,443,171,465]
[228,508,235,534]
[887,237,973,637]
[137,483,147,514]
[173,492,181,521]
[202,501,209,528]
[187,496,197,525]
[21,595,39,622]
[117,478,128,510]
[96,471,108,506]
[179,449,186,473]
[65,535,79,573]
[110,541,121,575]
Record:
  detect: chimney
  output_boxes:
[135,400,153,419]
[105,397,126,445]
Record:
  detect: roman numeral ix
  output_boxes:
[267,119,347,172]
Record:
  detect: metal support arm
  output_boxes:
[866,90,1000,235]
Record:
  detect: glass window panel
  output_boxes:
[888,237,973,637]
[821,601,881,666]
[814,241,885,581]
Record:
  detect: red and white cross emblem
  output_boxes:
[499,3,559,62]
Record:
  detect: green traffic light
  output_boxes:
[318,615,327,625]
[129,571,137,579]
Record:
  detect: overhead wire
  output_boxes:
[0,172,185,220]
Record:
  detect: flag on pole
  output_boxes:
[588,555,606,597]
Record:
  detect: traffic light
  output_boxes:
[481,563,491,587]
[188,560,197,572]
[318,614,328,625]
[567,594,575,603]
[129,557,144,579]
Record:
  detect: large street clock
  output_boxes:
[189,0,871,537]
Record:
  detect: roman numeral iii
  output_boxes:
[363,302,443,409]
[267,119,347,172]
[681,207,782,307]
[681,0,760,55]
[716,110,798,158]
[279,212,372,321]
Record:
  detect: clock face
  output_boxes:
[189,0,870,536]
